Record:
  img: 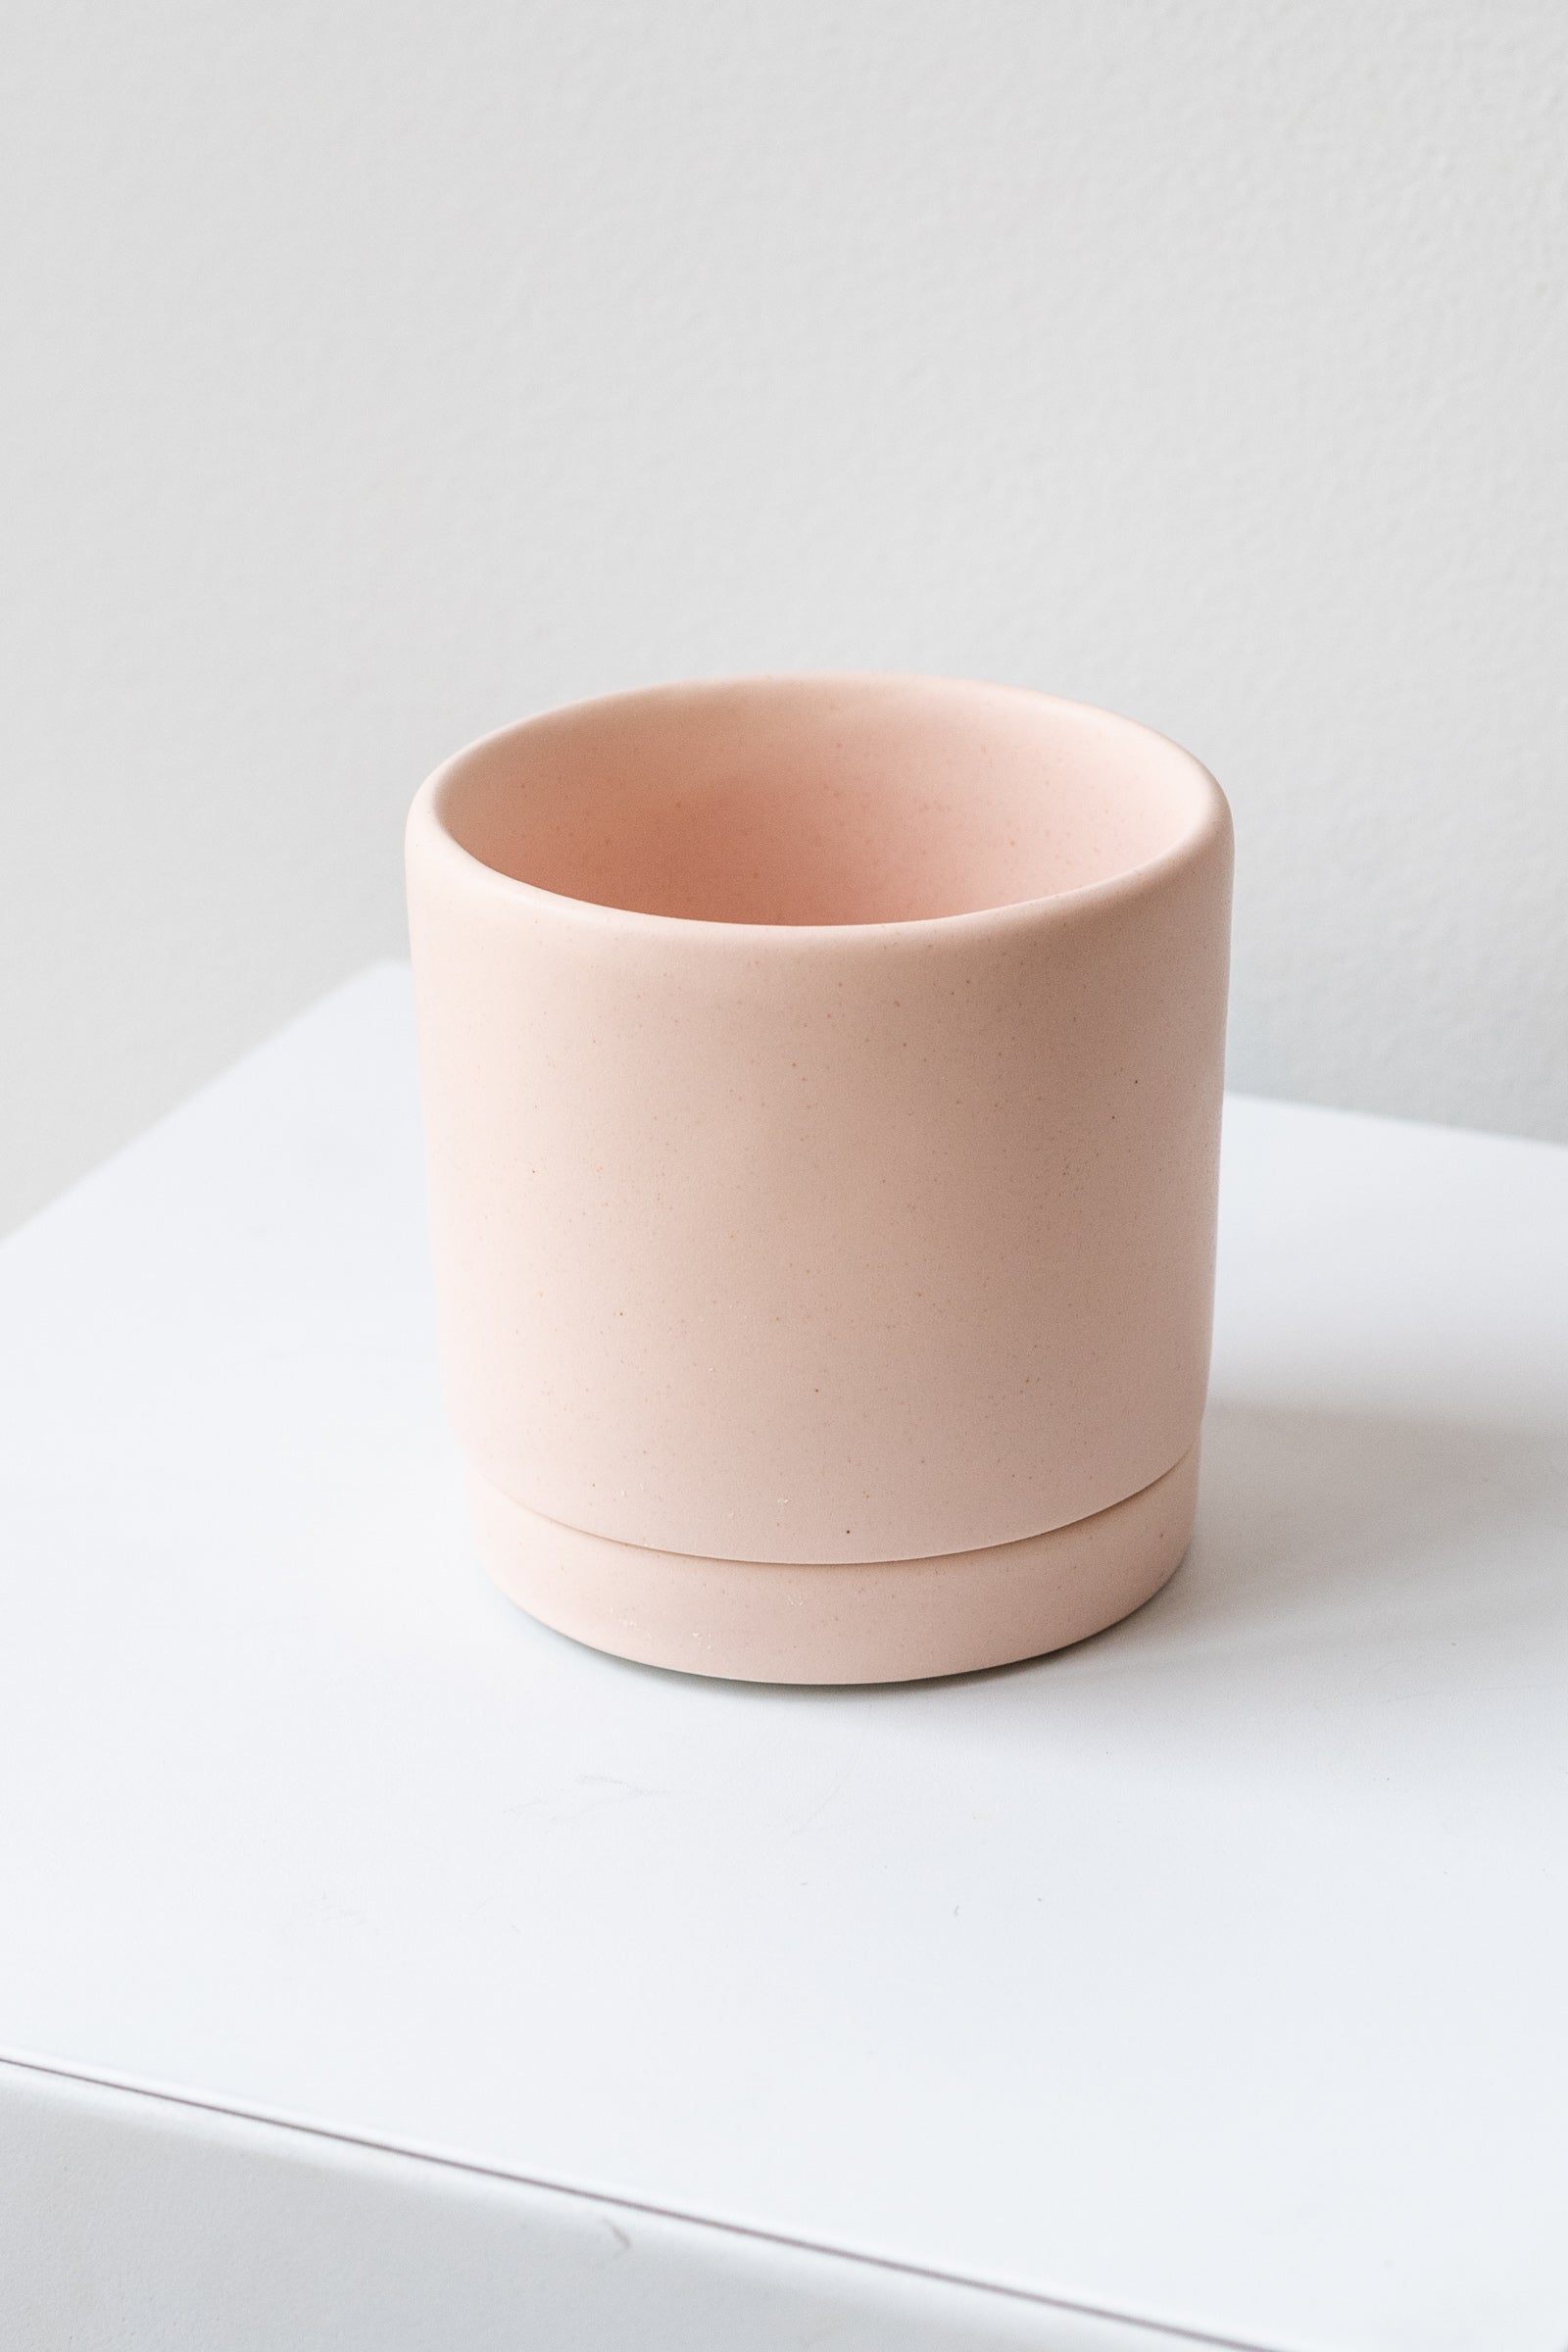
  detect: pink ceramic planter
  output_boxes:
[407,674,1232,1684]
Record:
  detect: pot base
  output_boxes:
[466,1446,1198,1685]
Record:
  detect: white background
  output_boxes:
[3,0,1565,1232]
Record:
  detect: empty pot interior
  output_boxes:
[433,676,1213,926]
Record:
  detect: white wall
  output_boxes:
[3,0,1565,1232]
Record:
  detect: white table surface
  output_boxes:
[3,963,1567,2352]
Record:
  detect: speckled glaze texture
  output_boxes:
[407,675,1232,1683]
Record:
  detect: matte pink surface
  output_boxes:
[406,675,1231,1678]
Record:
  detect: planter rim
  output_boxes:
[407,671,1229,949]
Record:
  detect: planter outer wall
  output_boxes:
[406,676,1232,1682]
